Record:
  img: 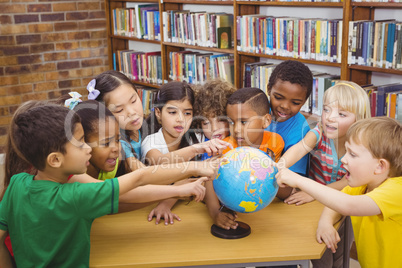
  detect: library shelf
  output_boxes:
[162,42,235,54]
[110,35,161,44]
[351,2,402,8]
[162,0,233,5]
[132,80,161,89]
[238,51,342,68]
[236,1,343,7]
[348,65,402,76]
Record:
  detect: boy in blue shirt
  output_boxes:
[265,60,313,199]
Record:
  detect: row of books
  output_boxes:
[137,86,158,116]
[364,83,402,120]
[112,4,160,40]
[162,11,234,49]
[114,49,162,85]
[348,20,402,69]
[169,51,234,85]
[237,16,343,63]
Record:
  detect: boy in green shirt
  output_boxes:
[0,102,217,267]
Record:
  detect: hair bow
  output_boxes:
[64,92,82,110]
[87,79,101,100]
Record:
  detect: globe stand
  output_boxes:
[210,206,251,239]
[211,221,251,239]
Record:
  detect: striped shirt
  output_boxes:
[308,124,346,185]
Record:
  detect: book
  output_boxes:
[217,27,231,49]
[376,83,402,116]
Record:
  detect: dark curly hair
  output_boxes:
[267,60,313,100]
[193,79,236,120]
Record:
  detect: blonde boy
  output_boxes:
[276,117,402,268]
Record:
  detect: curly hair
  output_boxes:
[267,60,313,99]
[193,79,236,120]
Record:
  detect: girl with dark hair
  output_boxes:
[89,70,146,172]
[141,81,231,225]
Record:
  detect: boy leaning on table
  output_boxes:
[276,117,402,268]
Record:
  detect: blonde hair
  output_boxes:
[347,117,402,178]
[323,81,371,121]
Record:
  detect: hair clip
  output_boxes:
[87,79,101,100]
[64,92,82,110]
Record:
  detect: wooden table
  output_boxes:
[90,198,345,268]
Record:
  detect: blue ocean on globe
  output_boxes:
[213,147,279,213]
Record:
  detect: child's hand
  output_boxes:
[176,177,208,202]
[214,211,238,230]
[148,202,180,225]
[316,221,341,253]
[275,167,301,188]
[194,138,233,156]
[192,157,223,180]
[284,190,315,206]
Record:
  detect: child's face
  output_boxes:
[321,103,356,140]
[342,139,384,189]
[63,123,92,175]
[87,118,121,172]
[269,79,307,122]
[105,84,144,132]
[156,99,193,142]
[226,103,270,148]
[201,116,229,140]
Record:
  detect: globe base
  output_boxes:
[210,221,251,239]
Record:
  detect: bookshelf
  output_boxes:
[104,0,402,90]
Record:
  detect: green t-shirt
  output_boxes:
[0,173,119,267]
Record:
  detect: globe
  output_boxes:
[213,146,279,213]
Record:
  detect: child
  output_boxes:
[276,117,402,268]
[279,81,371,206]
[193,79,237,160]
[141,81,231,225]
[0,102,217,267]
[223,87,284,160]
[266,60,313,179]
[208,87,284,230]
[89,70,146,171]
[278,81,370,268]
[70,100,210,212]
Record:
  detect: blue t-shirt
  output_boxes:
[120,131,141,160]
[265,112,310,175]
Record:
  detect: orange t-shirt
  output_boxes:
[222,131,284,162]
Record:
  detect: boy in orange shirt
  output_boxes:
[222,87,284,161]
[205,87,284,231]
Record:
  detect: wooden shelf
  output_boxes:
[238,51,342,67]
[131,80,161,89]
[110,35,161,44]
[236,1,343,7]
[351,2,402,8]
[110,0,157,2]
[162,42,235,54]
[162,0,233,4]
[348,65,402,76]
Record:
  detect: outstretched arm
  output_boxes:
[0,231,15,268]
[276,168,381,216]
[278,131,317,169]
[118,160,218,196]
[144,139,232,165]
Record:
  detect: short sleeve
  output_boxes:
[121,139,135,159]
[70,178,120,219]
[366,178,402,220]
[141,129,168,162]
[309,123,321,145]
